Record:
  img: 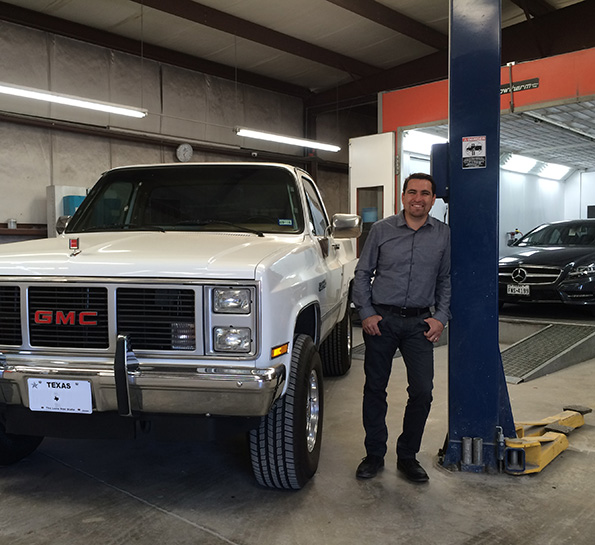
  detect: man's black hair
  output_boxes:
[403,173,436,195]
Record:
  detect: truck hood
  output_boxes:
[0,232,301,280]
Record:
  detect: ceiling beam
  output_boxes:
[501,0,595,61]
[306,0,595,111]
[130,0,380,78]
[326,0,448,51]
[509,0,556,18]
[0,1,312,99]
[306,50,448,112]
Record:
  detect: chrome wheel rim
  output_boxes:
[347,310,352,356]
[305,369,320,453]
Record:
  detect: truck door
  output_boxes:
[301,177,343,335]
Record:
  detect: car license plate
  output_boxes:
[507,283,530,296]
[27,378,92,414]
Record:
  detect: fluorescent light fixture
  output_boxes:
[502,154,537,173]
[235,127,340,152]
[403,130,447,155]
[538,162,572,180]
[500,153,574,179]
[0,82,148,118]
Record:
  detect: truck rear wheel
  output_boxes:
[0,423,43,465]
[319,305,352,376]
[249,334,323,489]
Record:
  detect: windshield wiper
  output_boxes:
[75,224,166,233]
[74,224,127,233]
[176,220,264,237]
[124,224,166,233]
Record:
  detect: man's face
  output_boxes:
[402,178,436,219]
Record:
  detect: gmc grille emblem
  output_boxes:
[34,310,98,326]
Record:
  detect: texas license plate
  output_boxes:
[27,378,92,414]
[507,283,530,296]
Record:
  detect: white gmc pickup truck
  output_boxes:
[0,162,361,489]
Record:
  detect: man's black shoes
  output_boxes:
[356,456,429,482]
[397,458,429,482]
[356,455,384,479]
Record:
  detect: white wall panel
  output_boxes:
[0,20,312,226]
[564,171,595,219]
[110,50,162,134]
[0,123,51,224]
[0,22,48,87]
[160,65,208,141]
[49,36,112,126]
[110,141,164,169]
[51,133,111,186]
[204,75,244,146]
[499,170,565,251]
[0,22,51,119]
[240,84,303,156]
[564,171,582,219]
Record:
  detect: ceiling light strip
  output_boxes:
[0,82,148,119]
[235,127,340,152]
[522,112,595,141]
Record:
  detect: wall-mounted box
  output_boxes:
[63,195,86,216]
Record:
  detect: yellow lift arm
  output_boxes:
[505,405,592,475]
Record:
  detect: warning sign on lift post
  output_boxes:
[462,136,486,169]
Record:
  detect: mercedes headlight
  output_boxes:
[568,263,595,278]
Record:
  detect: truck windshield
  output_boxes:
[67,165,305,235]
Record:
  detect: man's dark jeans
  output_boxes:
[362,308,434,460]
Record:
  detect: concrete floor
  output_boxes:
[1,322,594,545]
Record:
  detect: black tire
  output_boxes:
[249,334,323,489]
[0,422,43,465]
[319,305,352,376]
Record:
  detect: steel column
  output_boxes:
[441,0,516,472]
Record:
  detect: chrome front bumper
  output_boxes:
[0,337,285,417]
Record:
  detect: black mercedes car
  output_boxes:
[499,219,595,311]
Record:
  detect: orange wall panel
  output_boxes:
[501,49,595,111]
[383,48,595,133]
[381,80,448,130]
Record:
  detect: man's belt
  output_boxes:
[375,304,430,317]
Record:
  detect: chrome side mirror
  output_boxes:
[56,215,71,235]
[331,214,362,239]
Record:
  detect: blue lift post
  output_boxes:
[440,0,517,472]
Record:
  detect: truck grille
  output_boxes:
[22,286,197,351]
[117,288,196,350]
[28,287,109,348]
[0,286,22,345]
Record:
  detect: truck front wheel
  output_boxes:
[249,334,323,489]
[0,423,43,465]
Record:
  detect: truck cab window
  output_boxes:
[303,178,329,237]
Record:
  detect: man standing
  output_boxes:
[352,173,451,483]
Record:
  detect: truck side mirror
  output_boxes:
[331,214,362,239]
[56,215,71,235]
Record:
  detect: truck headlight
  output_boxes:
[213,288,251,314]
[213,327,252,352]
